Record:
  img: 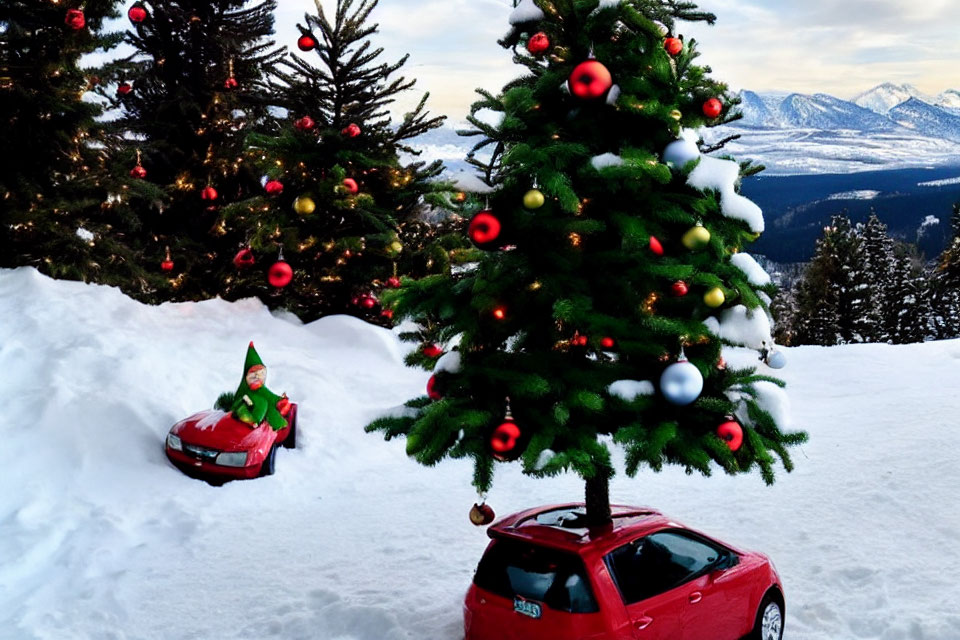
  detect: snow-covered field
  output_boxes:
[2,268,959,640]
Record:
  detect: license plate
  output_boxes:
[514,598,542,619]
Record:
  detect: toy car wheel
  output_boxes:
[750,594,784,640]
[282,413,297,449]
[259,444,278,477]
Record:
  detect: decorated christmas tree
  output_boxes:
[0,0,130,280]
[95,0,284,299]
[367,0,807,527]
[213,0,451,322]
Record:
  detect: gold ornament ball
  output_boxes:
[387,240,404,256]
[669,109,683,121]
[704,287,726,308]
[523,189,545,209]
[682,224,711,250]
[293,196,316,215]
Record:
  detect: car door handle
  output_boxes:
[689,591,703,604]
[634,615,654,630]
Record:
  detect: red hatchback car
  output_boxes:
[464,504,784,640]
[165,404,298,480]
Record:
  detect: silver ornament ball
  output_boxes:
[660,360,704,406]
[766,350,787,370]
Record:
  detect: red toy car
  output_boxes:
[464,504,784,640]
[165,404,297,480]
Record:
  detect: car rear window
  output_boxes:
[473,538,599,613]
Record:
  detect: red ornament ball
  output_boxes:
[671,280,689,297]
[201,186,218,201]
[703,98,723,119]
[223,77,238,90]
[492,306,507,321]
[568,60,613,100]
[233,248,255,269]
[600,336,616,349]
[359,294,378,310]
[65,9,86,30]
[160,258,174,272]
[264,180,284,195]
[664,37,683,56]
[129,165,147,179]
[128,5,147,23]
[117,83,132,97]
[422,344,443,358]
[341,123,362,138]
[294,116,315,132]
[297,34,317,51]
[572,333,588,347]
[490,420,521,454]
[426,374,442,401]
[381,309,394,320]
[268,261,293,288]
[343,178,359,195]
[468,211,502,248]
[527,32,550,55]
[717,420,743,452]
[649,235,664,256]
[469,503,496,526]
[386,276,402,289]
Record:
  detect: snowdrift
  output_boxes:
[1,267,958,640]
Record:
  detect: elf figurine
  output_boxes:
[228,342,291,430]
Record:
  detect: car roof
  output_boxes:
[488,503,682,555]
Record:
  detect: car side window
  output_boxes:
[605,531,722,604]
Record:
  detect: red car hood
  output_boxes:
[171,410,264,451]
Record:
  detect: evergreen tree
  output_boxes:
[855,213,896,343]
[794,215,856,345]
[368,0,806,527]
[889,252,935,344]
[96,0,284,300]
[0,0,128,279]
[214,0,450,322]
[932,203,960,339]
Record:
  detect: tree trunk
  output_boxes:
[584,468,613,530]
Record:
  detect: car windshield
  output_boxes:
[473,538,599,613]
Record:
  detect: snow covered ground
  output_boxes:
[1,268,959,640]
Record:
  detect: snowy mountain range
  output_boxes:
[737,85,960,140]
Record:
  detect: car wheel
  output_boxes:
[282,413,297,449]
[259,444,277,477]
[750,594,784,640]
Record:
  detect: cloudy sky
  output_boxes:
[111,0,960,123]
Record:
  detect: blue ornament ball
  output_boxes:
[660,359,704,406]
[766,350,787,369]
[663,139,700,169]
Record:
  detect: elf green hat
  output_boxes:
[244,341,265,373]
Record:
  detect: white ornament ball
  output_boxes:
[660,359,704,406]
[766,350,787,370]
[663,139,701,169]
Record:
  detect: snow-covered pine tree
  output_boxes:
[794,215,856,345]
[856,213,896,343]
[932,203,960,339]
[888,252,935,344]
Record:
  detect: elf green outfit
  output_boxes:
[229,342,290,430]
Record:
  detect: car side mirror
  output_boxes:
[712,551,738,573]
